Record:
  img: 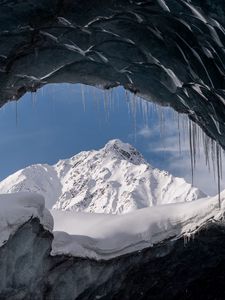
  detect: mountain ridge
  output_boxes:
[0,139,206,213]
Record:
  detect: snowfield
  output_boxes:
[0,191,224,261]
[0,139,205,214]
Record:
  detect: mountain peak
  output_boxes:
[103,139,145,165]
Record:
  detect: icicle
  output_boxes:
[115,87,120,112]
[103,90,110,122]
[211,139,216,181]
[189,120,194,185]
[15,100,18,127]
[137,96,142,116]
[182,115,187,144]
[80,84,86,112]
[159,106,163,137]
[203,133,209,170]
[92,86,98,113]
[158,106,166,150]
[126,91,131,119]
[177,113,181,155]
[31,92,35,109]
[219,143,223,179]
[216,142,221,209]
[192,122,197,167]
[141,99,148,127]
[195,124,200,160]
[129,92,137,142]
[110,88,114,112]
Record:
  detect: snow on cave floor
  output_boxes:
[51,192,225,260]
[0,191,225,261]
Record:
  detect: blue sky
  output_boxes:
[0,83,224,196]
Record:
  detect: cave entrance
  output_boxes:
[0,83,224,199]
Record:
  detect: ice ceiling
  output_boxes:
[0,0,225,150]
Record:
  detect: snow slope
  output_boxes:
[52,192,224,260]
[0,139,206,213]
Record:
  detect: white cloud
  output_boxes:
[150,134,190,153]
[137,126,153,138]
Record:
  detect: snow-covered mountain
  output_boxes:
[0,140,206,214]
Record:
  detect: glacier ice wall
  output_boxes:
[1,217,225,300]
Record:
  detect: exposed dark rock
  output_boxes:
[1,217,225,299]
